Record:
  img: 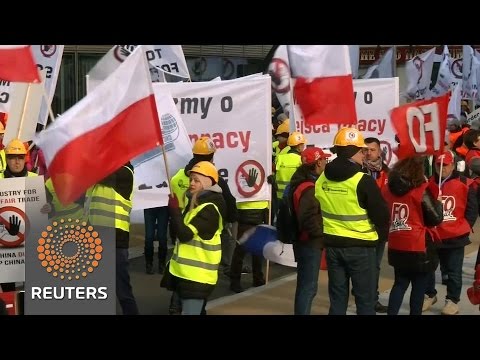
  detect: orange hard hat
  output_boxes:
[333,127,367,147]
[188,161,219,184]
[192,137,216,155]
[287,132,307,146]
[5,139,27,155]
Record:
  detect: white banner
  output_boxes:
[31,45,64,126]
[88,45,189,91]
[154,75,272,202]
[131,90,192,210]
[429,45,453,98]
[4,70,46,145]
[405,47,435,100]
[0,176,47,283]
[268,45,292,116]
[462,45,480,100]
[292,77,400,167]
[0,79,11,113]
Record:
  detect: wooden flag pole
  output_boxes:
[17,84,32,139]
[160,144,173,196]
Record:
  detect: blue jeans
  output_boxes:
[388,269,428,315]
[144,206,169,264]
[293,243,322,315]
[326,247,376,315]
[181,298,205,315]
[426,246,464,303]
[375,241,386,302]
[116,248,139,315]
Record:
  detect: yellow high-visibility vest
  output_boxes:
[169,202,223,285]
[315,172,378,241]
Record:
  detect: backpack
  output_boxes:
[276,181,314,244]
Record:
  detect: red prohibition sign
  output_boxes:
[235,160,266,198]
[0,206,29,248]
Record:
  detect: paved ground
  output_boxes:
[123,210,480,316]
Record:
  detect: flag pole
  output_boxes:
[41,82,56,124]
[392,45,397,77]
[17,84,32,139]
[160,144,173,196]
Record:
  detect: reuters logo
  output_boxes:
[37,219,103,281]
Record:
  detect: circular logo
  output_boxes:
[347,131,358,140]
[40,45,57,58]
[451,59,463,79]
[380,140,392,166]
[0,206,30,248]
[37,219,103,281]
[268,58,291,94]
[113,45,136,62]
[161,113,180,143]
[235,160,265,198]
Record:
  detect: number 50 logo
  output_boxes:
[392,93,449,159]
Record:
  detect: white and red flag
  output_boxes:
[35,46,163,205]
[391,93,449,160]
[287,45,357,126]
[0,45,41,83]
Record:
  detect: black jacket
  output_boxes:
[321,157,389,247]
[97,164,133,249]
[168,184,226,299]
[290,165,323,249]
[386,171,444,273]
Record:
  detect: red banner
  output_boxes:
[391,93,449,160]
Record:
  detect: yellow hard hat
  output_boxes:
[333,127,367,147]
[275,120,290,136]
[188,161,219,184]
[287,132,307,146]
[5,139,27,155]
[0,122,4,134]
[192,136,216,155]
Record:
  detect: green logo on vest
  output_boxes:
[321,182,348,195]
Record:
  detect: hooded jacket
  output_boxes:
[384,171,444,272]
[168,184,227,299]
[321,157,389,247]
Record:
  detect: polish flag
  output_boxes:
[287,45,357,126]
[0,45,41,83]
[35,46,163,205]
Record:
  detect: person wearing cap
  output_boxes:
[169,137,237,314]
[166,161,226,315]
[382,156,443,315]
[171,137,238,275]
[363,137,390,313]
[84,163,139,315]
[275,131,306,203]
[0,123,5,172]
[448,117,469,159]
[289,147,330,315]
[272,119,291,164]
[0,139,44,293]
[422,150,478,315]
[315,127,389,315]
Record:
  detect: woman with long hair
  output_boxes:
[165,161,226,315]
[381,156,443,315]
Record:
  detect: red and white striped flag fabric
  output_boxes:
[287,45,357,126]
[35,46,163,205]
[0,45,41,83]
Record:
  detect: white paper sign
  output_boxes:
[0,176,47,282]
